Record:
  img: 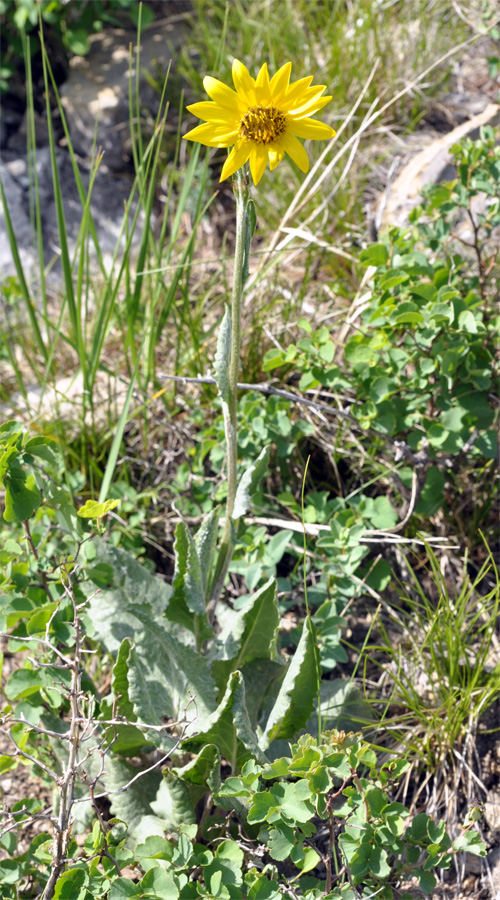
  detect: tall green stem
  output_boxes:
[208,168,250,620]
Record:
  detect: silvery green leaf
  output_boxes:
[213,305,231,402]
[183,670,266,767]
[211,578,282,687]
[242,199,257,285]
[232,445,270,520]
[260,624,317,749]
[171,522,206,616]
[194,508,220,596]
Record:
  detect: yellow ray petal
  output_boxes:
[269,62,292,103]
[203,75,246,114]
[249,144,269,185]
[255,62,272,106]
[183,121,239,147]
[186,101,240,125]
[232,59,257,105]
[268,144,285,171]
[220,142,252,181]
[286,86,327,114]
[281,76,314,110]
[287,94,333,119]
[287,118,335,140]
[282,132,309,172]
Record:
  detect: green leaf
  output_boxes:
[262,625,317,747]
[170,521,211,637]
[292,843,321,873]
[125,622,215,746]
[85,544,216,733]
[5,667,46,700]
[212,578,281,686]
[4,471,41,523]
[27,603,59,635]
[106,757,165,846]
[108,877,140,900]
[150,772,197,832]
[344,340,377,366]
[128,3,155,27]
[140,867,179,898]
[64,28,90,55]
[174,743,221,795]
[457,310,478,333]
[370,376,392,403]
[107,638,149,755]
[0,860,22,884]
[194,508,220,596]
[233,445,270,520]
[85,540,172,646]
[213,306,231,403]
[359,243,388,266]
[366,788,387,816]
[247,791,276,823]
[395,311,424,325]
[267,822,295,860]
[77,498,120,519]
[416,869,437,893]
[182,670,266,767]
[53,868,88,899]
[368,496,398,529]
[440,406,464,432]
[415,467,445,517]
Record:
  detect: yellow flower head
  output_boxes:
[183,59,335,185]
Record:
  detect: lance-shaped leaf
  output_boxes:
[213,305,231,403]
[85,540,171,625]
[123,611,216,735]
[150,771,197,830]
[233,445,270,520]
[106,756,166,845]
[105,637,153,756]
[150,744,222,831]
[86,558,217,732]
[169,522,212,642]
[260,625,317,749]
[211,578,282,687]
[182,670,266,768]
[194,508,220,597]
[174,743,221,795]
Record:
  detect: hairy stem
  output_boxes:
[207,167,250,621]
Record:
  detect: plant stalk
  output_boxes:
[207,168,250,621]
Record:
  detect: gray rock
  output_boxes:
[0,160,35,278]
[59,26,180,172]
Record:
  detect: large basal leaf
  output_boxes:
[123,611,216,735]
[104,637,153,756]
[182,671,266,769]
[173,743,222,795]
[239,659,285,731]
[149,744,222,834]
[86,540,172,635]
[150,771,198,830]
[106,756,166,846]
[232,445,270,520]
[211,578,282,688]
[260,625,317,749]
[310,679,375,734]
[85,546,217,732]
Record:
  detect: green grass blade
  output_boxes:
[0,178,47,364]
[98,363,139,503]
